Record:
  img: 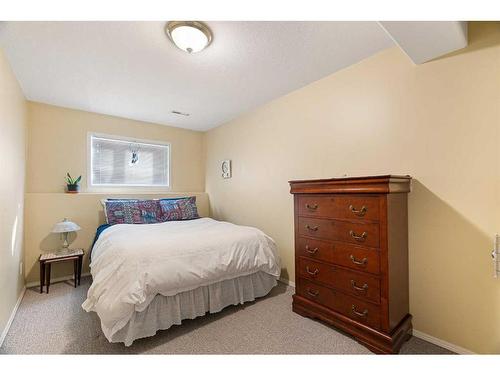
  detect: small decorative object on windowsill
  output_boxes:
[51,218,81,255]
[66,173,81,193]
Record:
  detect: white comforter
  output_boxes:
[82,218,281,340]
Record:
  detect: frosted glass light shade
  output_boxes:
[166,21,212,53]
[52,218,81,233]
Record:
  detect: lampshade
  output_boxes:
[52,218,81,233]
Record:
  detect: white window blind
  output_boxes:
[90,134,170,187]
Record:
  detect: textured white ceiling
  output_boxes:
[0,21,395,131]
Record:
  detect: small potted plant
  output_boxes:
[66,173,82,193]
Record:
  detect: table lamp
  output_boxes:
[52,218,81,251]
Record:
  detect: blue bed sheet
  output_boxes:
[90,223,112,260]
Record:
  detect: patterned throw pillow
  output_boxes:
[104,200,163,225]
[101,198,139,224]
[159,196,199,221]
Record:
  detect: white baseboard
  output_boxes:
[412,329,475,354]
[25,272,91,289]
[279,277,295,288]
[0,287,26,348]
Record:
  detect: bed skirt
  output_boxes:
[110,271,278,346]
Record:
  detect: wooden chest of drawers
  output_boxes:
[289,175,412,354]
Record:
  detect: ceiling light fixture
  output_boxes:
[165,21,213,54]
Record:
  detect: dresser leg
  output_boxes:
[404,327,413,342]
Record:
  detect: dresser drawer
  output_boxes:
[298,277,382,330]
[296,237,335,263]
[298,257,333,285]
[331,243,380,274]
[335,292,381,330]
[296,277,336,311]
[297,195,380,221]
[298,217,380,248]
[331,268,380,303]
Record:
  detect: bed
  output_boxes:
[82,216,281,346]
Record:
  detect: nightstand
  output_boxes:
[39,249,84,293]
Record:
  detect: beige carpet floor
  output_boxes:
[0,277,452,354]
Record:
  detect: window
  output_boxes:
[89,134,170,187]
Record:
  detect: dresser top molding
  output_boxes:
[289,175,412,194]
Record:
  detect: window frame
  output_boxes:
[87,132,171,190]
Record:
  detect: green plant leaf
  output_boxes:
[75,176,82,184]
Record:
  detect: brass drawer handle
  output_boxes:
[351,305,368,317]
[305,203,318,210]
[350,255,367,266]
[305,266,319,276]
[306,225,319,232]
[349,205,367,217]
[351,280,368,292]
[307,288,319,297]
[349,230,367,242]
[305,245,319,254]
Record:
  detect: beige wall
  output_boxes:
[205,22,500,353]
[27,102,205,193]
[0,49,26,339]
[25,103,207,284]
